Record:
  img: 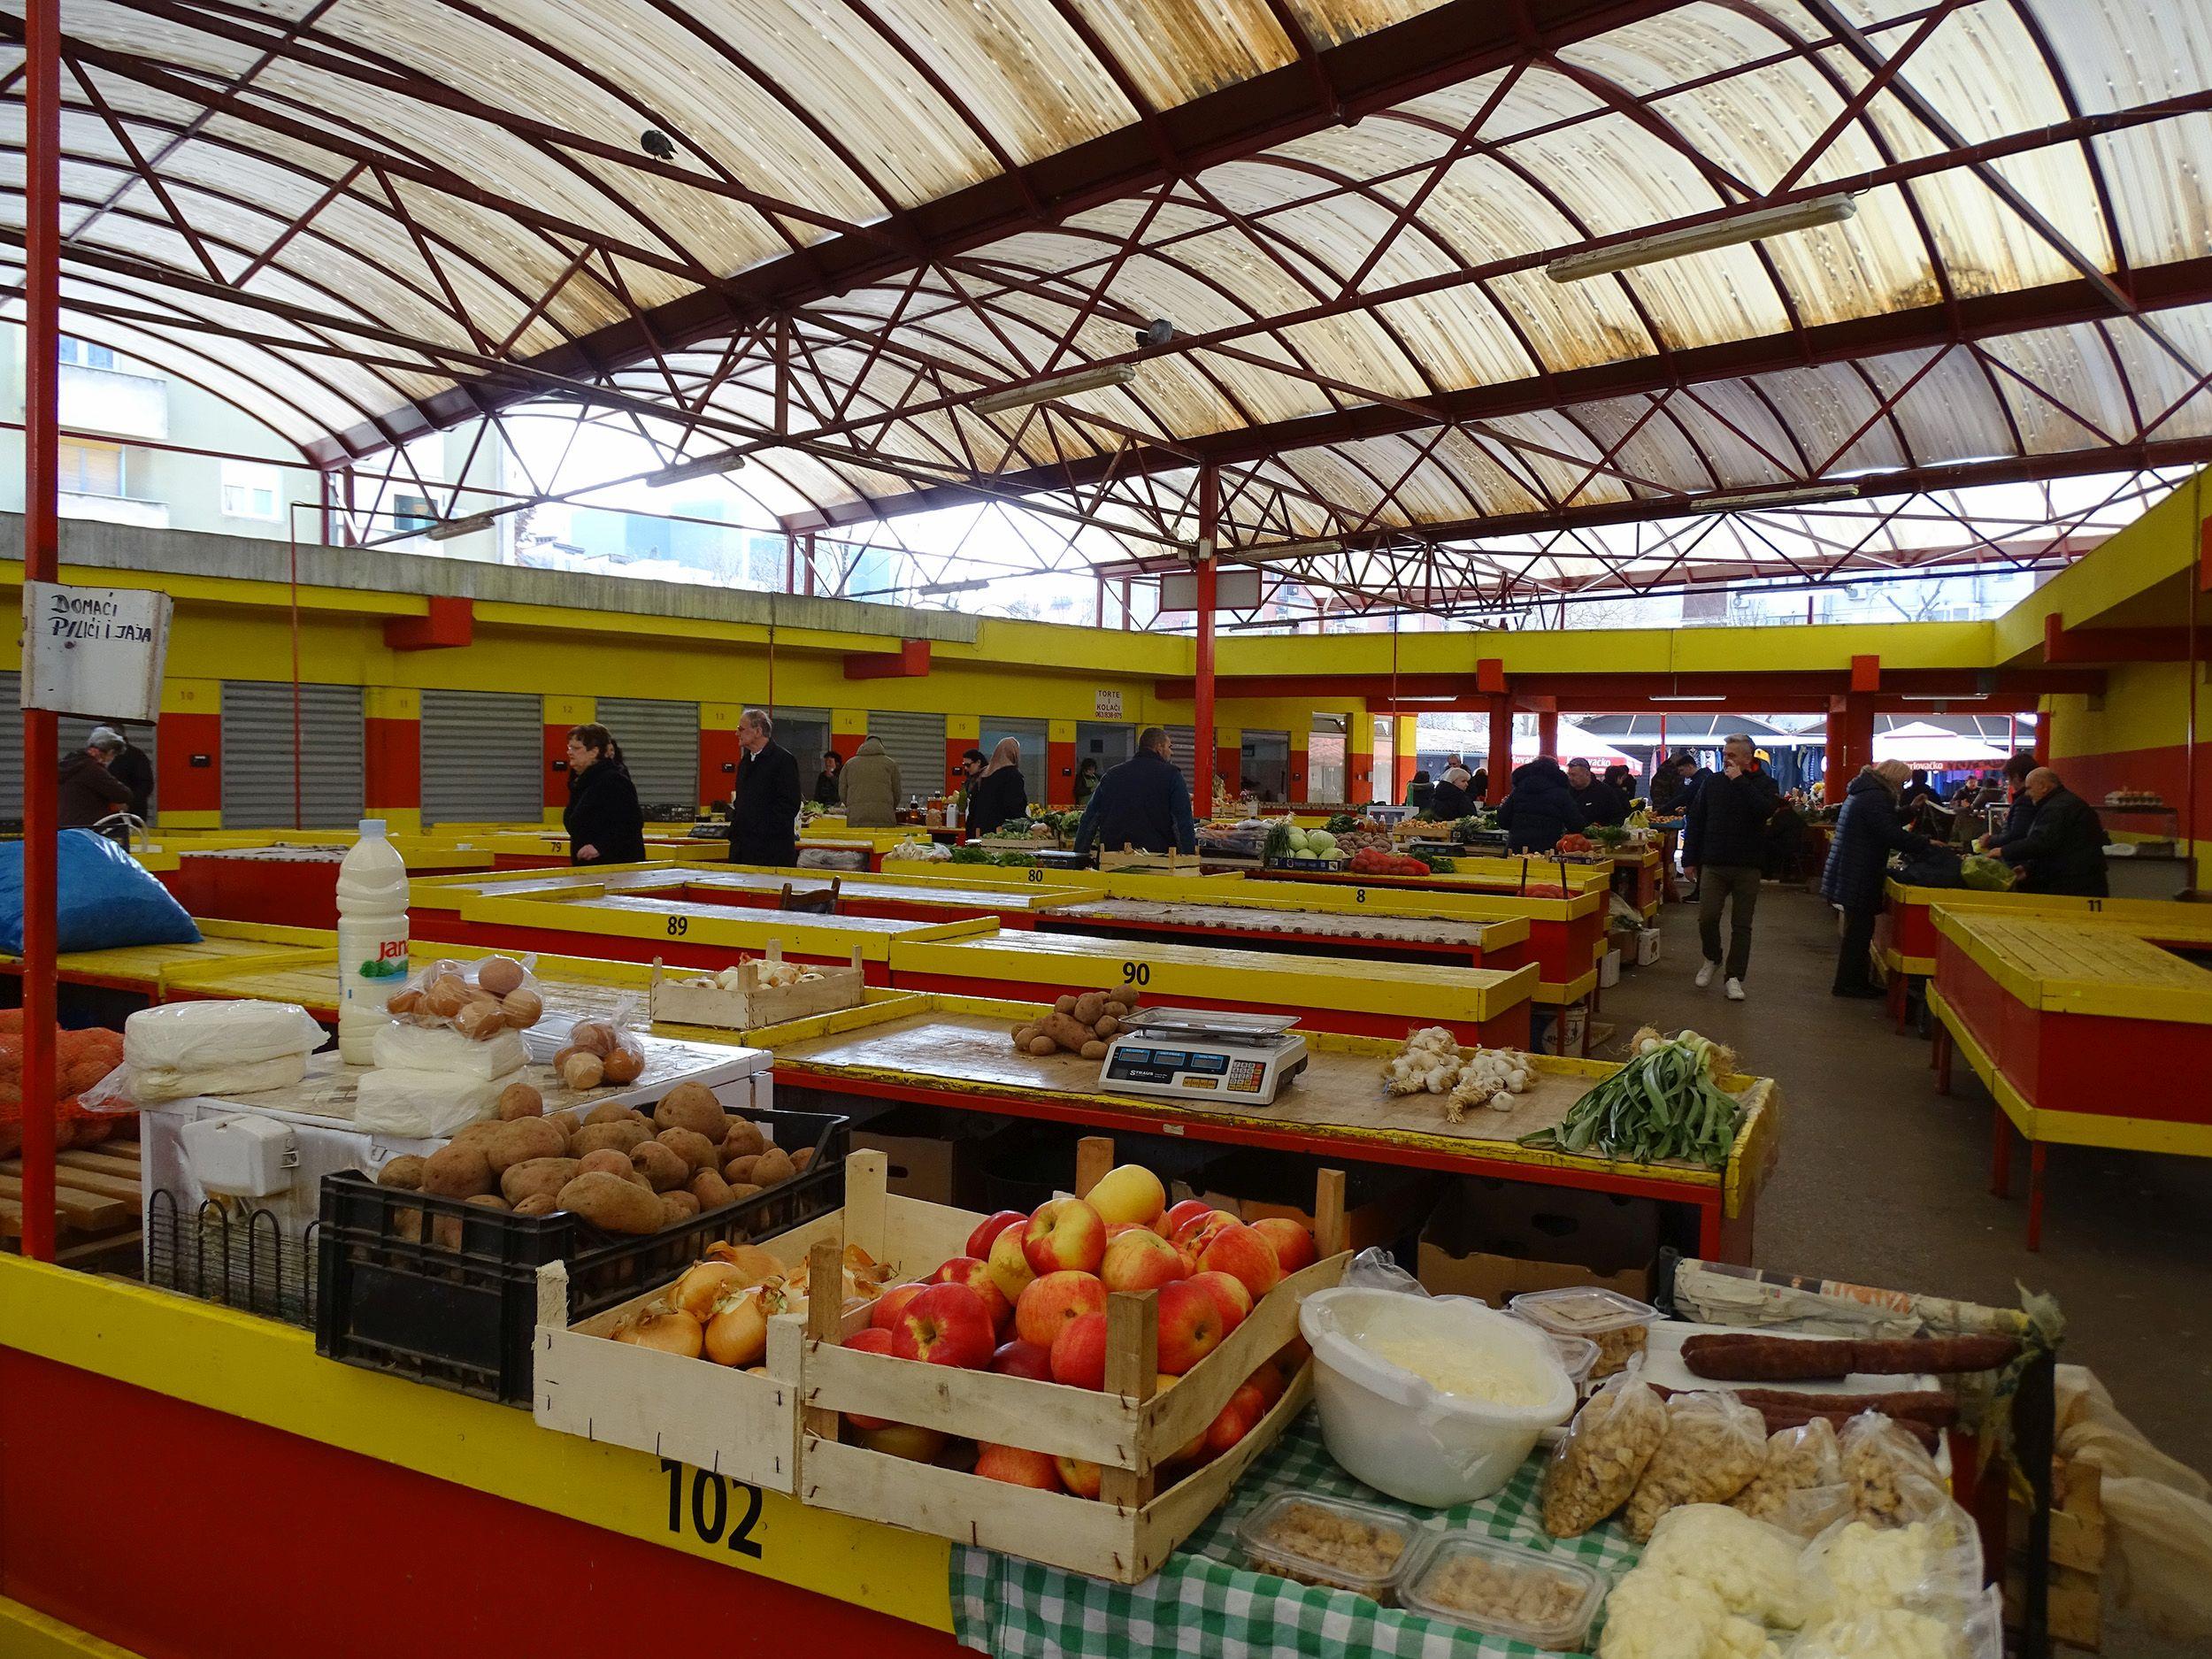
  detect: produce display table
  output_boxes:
[158,842,495,928]
[757,995,1774,1260]
[1610,844,1661,920]
[1034,897,1532,974]
[1929,908,2212,1248]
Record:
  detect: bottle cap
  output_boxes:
[359,818,387,836]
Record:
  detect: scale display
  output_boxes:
[1098,1010,1307,1106]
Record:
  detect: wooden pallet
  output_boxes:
[0,1140,144,1263]
[2006,1456,2106,1651]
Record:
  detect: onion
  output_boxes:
[672,1259,747,1321]
[617,1302,703,1358]
[704,1280,787,1367]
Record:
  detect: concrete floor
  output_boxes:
[1597,884,2209,1652]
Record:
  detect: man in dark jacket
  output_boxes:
[1072,726,1195,858]
[1563,758,1628,827]
[100,725,154,822]
[1821,763,1934,996]
[1649,752,1700,817]
[58,732,134,841]
[1496,756,1585,853]
[1976,752,2039,856]
[1683,734,1780,998]
[728,707,803,867]
[2001,769,2108,896]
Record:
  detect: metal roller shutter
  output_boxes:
[979,718,1048,803]
[0,674,158,819]
[1165,725,1199,799]
[220,681,365,829]
[864,710,946,805]
[596,697,700,815]
[421,689,541,826]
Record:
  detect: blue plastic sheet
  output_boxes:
[0,829,201,955]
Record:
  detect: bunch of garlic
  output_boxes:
[757,960,818,989]
[1382,1025,1466,1095]
[1446,1047,1534,1122]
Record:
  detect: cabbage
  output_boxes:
[1308,830,1337,854]
[1960,855,2013,891]
[1287,828,1311,852]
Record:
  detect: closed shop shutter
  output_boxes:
[596,697,699,815]
[421,689,540,826]
[1165,725,1199,800]
[220,680,365,829]
[0,675,159,820]
[979,717,1048,804]
[864,710,946,805]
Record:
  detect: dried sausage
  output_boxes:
[1681,1333,2019,1381]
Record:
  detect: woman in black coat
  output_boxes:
[811,749,843,809]
[1819,761,1932,997]
[966,737,1030,836]
[1496,757,1586,853]
[1428,766,1472,820]
[564,723,647,866]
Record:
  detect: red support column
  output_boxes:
[1048,720,1077,807]
[1194,465,1218,811]
[18,0,60,1261]
[1824,693,1878,803]
[362,688,423,833]
[542,696,594,825]
[1486,699,1513,804]
[1537,710,1559,758]
[1216,734,1242,802]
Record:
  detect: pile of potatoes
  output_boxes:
[387,955,543,1041]
[551,1017,644,1091]
[373,1079,814,1240]
[1011,991,1134,1062]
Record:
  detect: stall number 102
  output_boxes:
[661,1458,763,1557]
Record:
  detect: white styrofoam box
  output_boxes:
[1598,949,1621,988]
[178,1113,298,1198]
[1635,928,1663,965]
[749,1072,775,1114]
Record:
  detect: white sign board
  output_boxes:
[1157,566,1263,613]
[23,581,173,724]
[1094,687,1124,719]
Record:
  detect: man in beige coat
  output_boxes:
[838,734,903,827]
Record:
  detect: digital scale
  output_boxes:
[1098,1010,1309,1107]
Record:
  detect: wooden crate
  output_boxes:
[1099,849,1209,874]
[647,943,865,1032]
[2006,1456,2106,1651]
[795,1140,1348,1582]
[1,1141,143,1266]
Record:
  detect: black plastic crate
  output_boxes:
[315,1105,847,1404]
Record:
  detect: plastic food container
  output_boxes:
[1300,1287,1577,1508]
[1236,1493,1421,1601]
[1508,1286,1657,1379]
[1398,1532,1607,1649]
[1519,1324,1599,1393]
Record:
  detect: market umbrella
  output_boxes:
[1871,720,2009,765]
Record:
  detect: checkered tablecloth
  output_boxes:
[950,1408,1641,1658]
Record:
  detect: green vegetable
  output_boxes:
[1962,854,2014,891]
[1520,1031,1744,1168]
[1425,855,1456,873]
[1324,814,1359,834]
[949,844,992,864]
[1263,822,1292,861]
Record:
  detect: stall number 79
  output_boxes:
[661,1458,763,1557]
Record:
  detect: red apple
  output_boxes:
[1154,1373,1208,1466]
[1198,1223,1281,1301]
[1049,1310,1109,1390]
[1246,1358,1286,1409]
[1013,1269,1108,1350]
[1024,1196,1107,1276]
[975,1442,1063,1491]
[986,1223,1036,1305]
[1188,1269,1253,1336]
[841,1327,897,1430]
[1101,1225,1188,1294]
[858,1423,947,1463]
[988,1338,1054,1381]
[1172,1210,1241,1257]
[1251,1217,1318,1275]
[1203,1382,1268,1457]
[1163,1198,1215,1239]
[868,1282,926,1333]
[889,1281,996,1370]
[1155,1278,1225,1375]
[1055,1454,1102,1499]
[965,1209,1028,1261]
[927,1255,1013,1332]
[1087,1163,1165,1228]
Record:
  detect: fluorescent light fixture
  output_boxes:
[1647,694,1724,703]
[919,576,992,595]
[645,447,747,488]
[1901,693,1988,702]
[425,510,499,541]
[1690,483,1860,514]
[1241,538,1343,561]
[971,363,1140,416]
[1547,193,1859,283]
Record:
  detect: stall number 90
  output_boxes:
[661,1458,763,1557]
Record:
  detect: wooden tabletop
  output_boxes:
[1934,910,2212,1024]
[1040,897,1527,951]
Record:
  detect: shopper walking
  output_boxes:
[1683,733,1779,1001]
[1998,768,2108,896]
[101,725,154,822]
[967,737,1029,836]
[728,708,803,867]
[837,734,902,828]
[1563,758,1629,826]
[1072,726,1195,858]
[58,729,134,841]
[563,723,646,866]
[810,749,843,809]
[1821,761,1932,998]
[1497,756,1586,853]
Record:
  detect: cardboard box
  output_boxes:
[1417,1177,1656,1305]
[1635,928,1663,965]
[1598,948,1621,988]
[1179,1151,1439,1254]
[850,1129,958,1204]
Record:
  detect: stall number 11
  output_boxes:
[661,1458,763,1557]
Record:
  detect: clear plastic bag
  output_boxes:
[1341,1245,1426,1296]
[1731,1418,1853,1538]
[1623,1390,1768,1542]
[1838,1409,1951,1526]
[1797,1504,1985,1625]
[1639,1502,1809,1628]
[1789,1586,2002,1659]
[83,1000,326,1110]
[1540,1374,1667,1536]
[551,1002,645,1091]
[384,954,541,1040]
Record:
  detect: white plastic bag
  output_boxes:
[371,1021,528,1080]
[1797,1505,1985,1626]
[84,1001,326,1109]
[352,1067,522,1138]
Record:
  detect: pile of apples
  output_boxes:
[843,1162,1319,1497]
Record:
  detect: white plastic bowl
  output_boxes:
[1301,1287,1577,1508]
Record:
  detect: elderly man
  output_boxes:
[1072,726,1195,858]
[727,708,803,867]
[1999,768,2108,896]
[1683,733,1780,1001]
[1564,757,1629,826]
[58,728,134,840]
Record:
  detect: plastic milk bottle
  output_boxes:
[335,818,411,1063]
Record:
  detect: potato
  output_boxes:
[725,1181,763,1203]
[466,1193,511,1212]
[789,1147,814,1173]
[497,1081,544,1120]
[485,1116,566,1174]
[545,1108,580,1146]
[501,1155,580,1207]
[1011,1024,1039,1051]
[391,1206,424,1243]
[584,1100,635,1128]
[1071,991,1108,1025]
[576,1148,636,1180]
[1079,1039,1108,1060]
[659,1191,701,1227]
[689,1169,733,1210]
[561,1052,604,1091]
[1054,994,1079,1014]
[720,1117,767,1160]
[556,1171,664,1235]
[570,1020,618,1057]
[377,1155,426,1190]
[751,1146,795,1187]
[657,1126,719,1172]
[501,987,543,1029]
[386,988,421,1017]
[457,1000,505,1041]
[425,978,467,1019]
[449,1120,505,1153]
[420,1142,494,1198]
[512,1193,558,1217]
[601,1044,644,1086]
[1026,1035,1057,1056]
[476,956,526,997]
[1094,1016,1119,1038]
[723,1154,760,1185]
[631,1140,689,1193]
[572,1120,649,1157]
[657,1082,728,1141]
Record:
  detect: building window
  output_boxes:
[391,493,435,534]
[220,459,284,521]
[58,441,123,497]
[57,335,115,370]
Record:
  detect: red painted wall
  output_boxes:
[1048,739,1076,806]
[155,710,221,815]
[701,729,743,809]
[1215,744,1240,802]
[542,724,570,810]
[363,717,421,817]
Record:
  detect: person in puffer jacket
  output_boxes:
[1496,756,1586,853]
[1821,760,1934,998]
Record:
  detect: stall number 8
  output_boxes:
[1121,962,1151,987]
[661,1458,762,1557]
